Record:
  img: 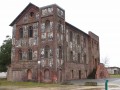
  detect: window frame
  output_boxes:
[28,48,32,60]
[28,26,33,38]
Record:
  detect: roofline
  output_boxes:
[9,3,39,26]
[65,22,88,36]
[40,3,65,11]
[107,67,120,69]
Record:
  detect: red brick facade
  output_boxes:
[7,3,103,83]
[96,63,109,79]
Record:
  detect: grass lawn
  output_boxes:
[0,78,62,87]
[110,74,120,78]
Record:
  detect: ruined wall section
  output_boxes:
[39,5,65,82]
[55,6,65,82]
[88,31,100,73]
[39,6,54,80]
[65,24,90,80]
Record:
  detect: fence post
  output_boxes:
[105,80,108,90]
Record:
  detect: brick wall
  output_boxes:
[95,63,109,79]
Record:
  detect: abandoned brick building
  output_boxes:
[7,3,107,83]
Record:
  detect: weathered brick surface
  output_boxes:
[95,63,109,79]
[7,3,107,83]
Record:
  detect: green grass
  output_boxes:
[110,74,120,78]
[0,78,62,87]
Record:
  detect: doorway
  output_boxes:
[58,69,62,82]
[27,69,32,80]
[79,70,81,79]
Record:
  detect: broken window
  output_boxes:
[45,45,49,58]
[28,49,32,60]
[35,12,39,20]
[19,28,23,38]
[58,21,62,33]
[84,37,86,47]
[30,12,34,17]
[28,26,33,37]
[78,53,80,63]
[70,51,73,61]
[70,31,73,42]
[77,35,80,45]
[84,54,86,64]
[18,49,22,60]
[59,46,62,59]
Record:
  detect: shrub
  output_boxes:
[85,82,97,86]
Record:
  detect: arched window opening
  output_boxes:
[18,49,22,60]
[70,31,73,42]
[28,49,32,60]
[84,54,86,64]
[78,53,80,63]
[45,20,50,31]
[30,12,34,17]
[58,21,62,32]
[19,28,23,38]
[45,45,49,58]
[70,51,73,61]
[84,37,86,47]
[28,26,33,37]
[77,35,80,45]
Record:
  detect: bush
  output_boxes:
[85,82,97,86]
[61,81,73,85]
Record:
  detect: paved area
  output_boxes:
[68,78,120,86]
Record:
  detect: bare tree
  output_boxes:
[102,57,109,67]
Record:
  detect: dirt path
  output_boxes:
[0,86,104,90]
[1,85,120,90]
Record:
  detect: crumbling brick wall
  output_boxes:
[95,63,109,79]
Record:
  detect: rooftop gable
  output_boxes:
[10,3,39,26]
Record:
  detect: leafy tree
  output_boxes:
[0,35,12,72]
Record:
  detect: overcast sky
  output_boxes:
[0,0,120,67]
